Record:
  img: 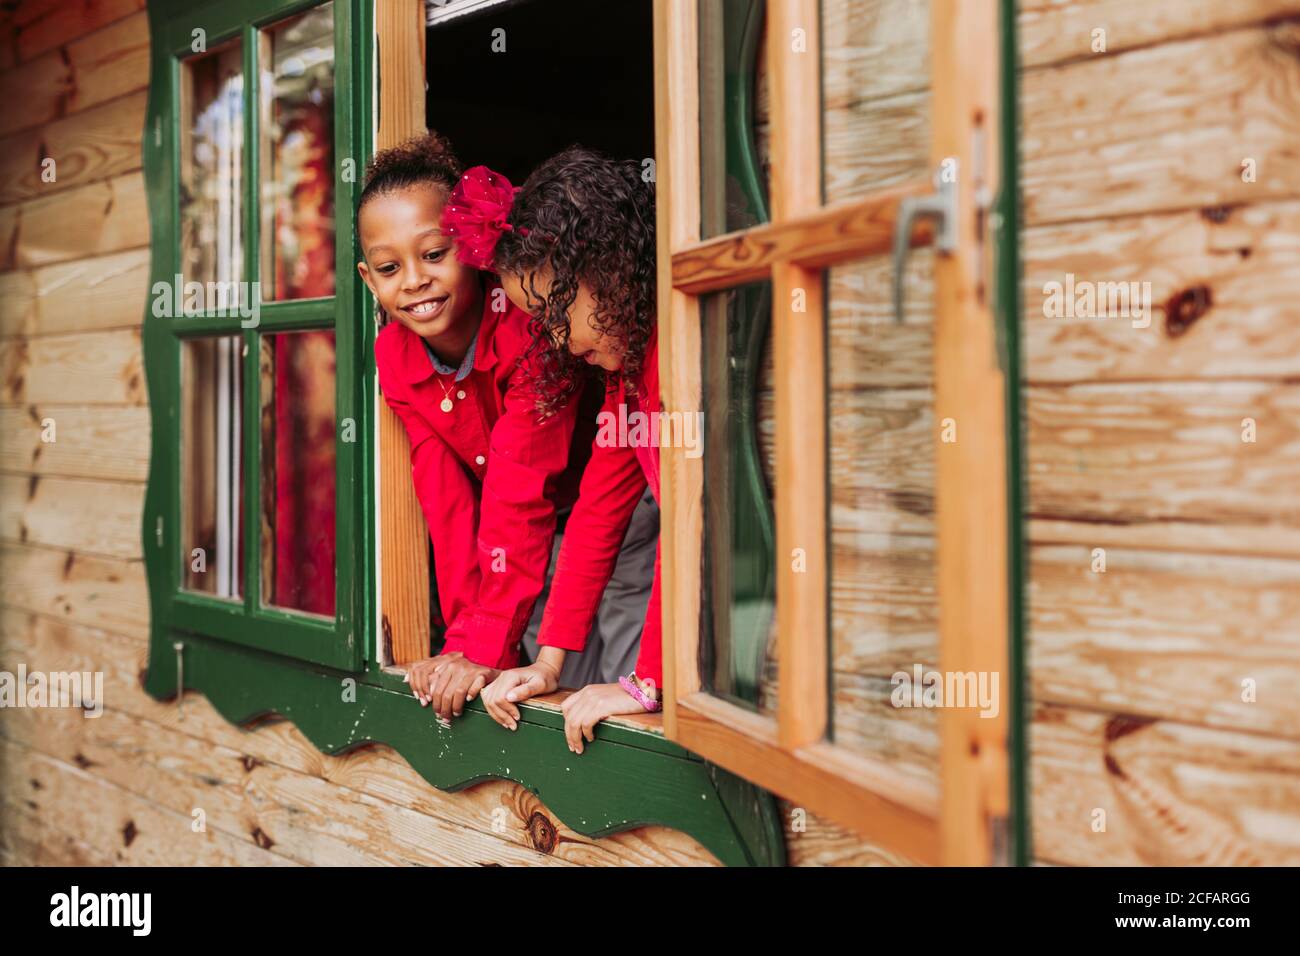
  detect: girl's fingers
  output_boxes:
[431,670,454,718]
[506,673,542,703]
[446,672,471,718]
[564,711,583,753]
[465,673,487,703]
[481,689,504,725]
[452,675,476,716]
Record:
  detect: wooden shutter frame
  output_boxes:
[656,0,1009,865]
[376,0,431,665]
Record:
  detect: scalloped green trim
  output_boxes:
[144,634,764,864]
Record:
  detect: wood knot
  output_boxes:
[1163,285,1212,338]
[1104,713,1156,743]
[241,754,262,773]
[1266,20,1300,58]
[250,826,275,850]
[122,819,138,847]
[526,811,557,855]
[1199,205,1235,224]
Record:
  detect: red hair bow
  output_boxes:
[441,165,519,270]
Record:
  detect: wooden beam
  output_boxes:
[670,181,932,294]
[769,0,827,751]
[674,692,941,864]
[930,0,1009,866]
[375,0,430,666]
[655,0,703,739]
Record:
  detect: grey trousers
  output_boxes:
[519,486,659,689]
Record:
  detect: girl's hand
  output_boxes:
[560,682,645,755]
[404,654,450,707]
[482,661,560,730]
[406,651,499,720]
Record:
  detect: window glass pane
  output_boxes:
[260,2,336,301]
[260,331,336,616]
[179,38,244,313]
[699,0,769,239]
[827,251,940,791]
[700,281,776,712]
[821,0,929,203]
[181,336,244,599]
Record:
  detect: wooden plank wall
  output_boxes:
[1020,0,1300,866]
[4,0,1296,870]
[0,0,721,868]
[783,0,1300,865]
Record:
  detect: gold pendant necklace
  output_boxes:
[436,375,455,413]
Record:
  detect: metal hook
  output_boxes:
[173,641,185,721]
[892,163,959,323]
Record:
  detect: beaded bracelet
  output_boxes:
[619,674,662,713]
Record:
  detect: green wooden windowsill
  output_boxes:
[143,634,783,866]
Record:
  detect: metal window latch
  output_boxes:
[174,641,185,721]
[892,163,959,323]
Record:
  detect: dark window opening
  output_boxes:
[425,0,656,185]
[423,0,656,650]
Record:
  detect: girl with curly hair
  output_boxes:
[358,131,607,721]
[455,147,665,752]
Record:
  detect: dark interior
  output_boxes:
[425,0,656,185]
[422,0,655,645]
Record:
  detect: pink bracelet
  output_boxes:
[619,675,662,713]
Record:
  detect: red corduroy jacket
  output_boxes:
[375,283,599,670]
[537,331,662,687]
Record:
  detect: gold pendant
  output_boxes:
[440,397,454,413]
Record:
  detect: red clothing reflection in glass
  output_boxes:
[271,333,336,616]
[269,90,336,616]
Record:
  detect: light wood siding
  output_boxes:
[5,0,1298,868]
[0,1,718,869]
[796,0,1300,865]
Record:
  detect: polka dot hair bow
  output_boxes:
[441,165,522,270]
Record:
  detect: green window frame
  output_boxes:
[140,0,785,866]
[141,0,372,671]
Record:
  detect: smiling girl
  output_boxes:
[358,132,603,720]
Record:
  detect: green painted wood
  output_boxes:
[143,0,368,672]
[140,0,780,867]
[998,0,1029,868]
[143,634,760,866]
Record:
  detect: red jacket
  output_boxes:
[538,332,662,687]
[376,283,599,669]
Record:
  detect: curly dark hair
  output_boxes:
[494,146,657,417]
[358,129,463,212]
